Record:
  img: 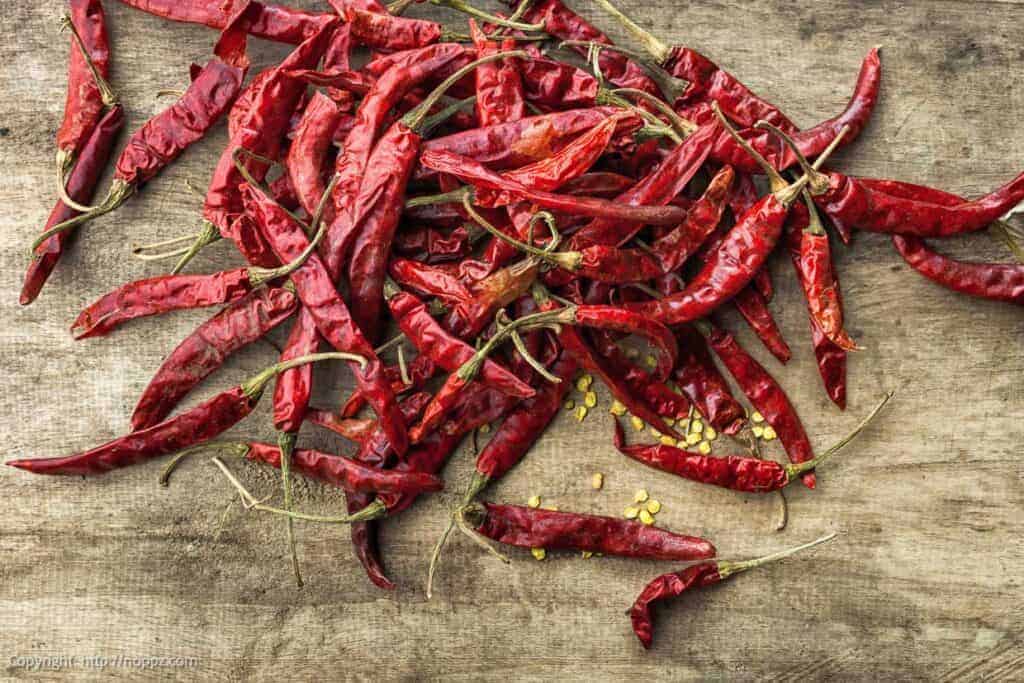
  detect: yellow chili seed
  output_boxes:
[592,472,604,490]
[623,506,640,519]
[704,426,717,441]
[751,411,765,423]
[646,499,662,514]
[527,495,541,508]
[644,354,657,369]
[584,390,597,408]
[762,425,777,441]
[698,440,712,455]
[690,419,703,434]
[531,547,546,561]
[581,551,593,559]
[649,426,663,439]
[575,374,593,392]
[752,425,765,438]
[639,509,655,525]
[610,400,627,416]
[574,406,588,422]
[664,417,675,427]
[563,398,576,411]
[659,435,678,447]
[545,505,559,511]
[630,415,645,432]
[685,432,701,446]
[478,423,490,434]
[633,489,649,503]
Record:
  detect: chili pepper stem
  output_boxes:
[755,121,836,194]
[159,442,251,486]
[588,0,670,64]
[402,51,529,133]
[455,503,511,564]
[429,0,545,32]
[711,102,786,192]
[559,40,687,102]
[421,95,477,136]
[171,221,221,274]
[426,516,457,599]
[57,166,102,213]
[278,430,304,588]
[386,0,416,13]
[60,14,117,107]
[717,532,837,579]
[30,180,134,253]
[595,89,682,144]
[461,197,576,270]
[406,186,472,210]
[241,351,369,399]
[785,391,894,479]
[613,87,697,137]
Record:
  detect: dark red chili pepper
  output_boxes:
[310,391,432,441]
[561,171,635,198]
[893,235,1024,305]
[8,351,363,476]
[393,224,474,263]
[650,163,735,273]
[344,7,445,51]
[462,502,716,560]
[287,91,343,220]
[699,320,817,489]
[470,20,525,126]
[22,105,124,306]
[242,183,409,456]
[389,258,474,305]
[629,535,835,649]
[56,0,113,179]
[116,0,328,44]
[672,325,746,435]
[340,354,436,418]
[732,286,792,364]
[131,287,298,430]
[590,333,690,421]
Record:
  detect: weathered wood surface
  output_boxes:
[1,0,1022,680]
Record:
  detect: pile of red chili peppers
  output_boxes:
[16,0,1024,649]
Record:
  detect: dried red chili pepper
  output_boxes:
[56,0,114,181]
[561,171,635,198]
[131,287,298,430]
[310,391,432,442]
[339,354,437,418]
[389,258,474,305]
[22,105,124,306]
[698,320,817,489]
[242,182,409,456]
[731,286,792,363]
[287,91,343,220]
[116,0,328,44]
[614,392,890,491]
[893,235,1024,305]
[630,534,835,649]
[344,7,447,50]
[460,502,716,560]
[469,20,525,126]
[590,333,690,421]
[672,325,746,435]
[8,352,365,476]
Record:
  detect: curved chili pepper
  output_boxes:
[470,20,524,127]
[9,352,363,476]
[590,333,690,421]
[893,236,1024,305]
[56,0,113,178]
[71,269,264,339]
[463,502,716,560]
[131,287,298,430]
[389,258,474,305]
[731,286,792,363]
[116,0,328,44]
[287,91,343,220]
[340,354,437,418]
[22,104,124,306]
[700,320,817,489]
[311,391,432,441]
[672,325,746,435]
[242,183,409,456]
[630,535,835,649]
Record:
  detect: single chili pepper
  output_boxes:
[287,91,343,220]
[389,258,474,305]
[672,325,746,435]
[393,224,475,263]
[568,122,719,248]
[130,287,298,430]
[418,151,690,226]
[614,392,890,492]
[324,44,466,279]
[8,352,365,476]
[460,502,716,560]
[893,235,1024,305]
[469,20,525,126]
[698,319,817,489]
[242,183,409,456]
[649,164,735,274]
[31,12,255,252]
[420,106,625,172]
[763,122,1024,238]
[343,7,448,50]
[346,52,528,341]
[310,391,432,442]
[731,286,792,363]
[22,105,124,306]
[116,0,328,44]
[340,354,437,418]
[56,0,114,182]
[630,534,836,649]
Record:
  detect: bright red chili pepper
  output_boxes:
[630,535,835,649]
[286,91,343,220]
[8,351,363,476]
[893,236,1024,305]
[343,7,446,50]
[339,354,437,418]
[462,502,717,560]
[469,20,525,126]
[388,258,474,304]
[22,105,124,306]
[732,286,792,363]
[116,0,328,44]
[699,320,817,489]
[131,287,298,430]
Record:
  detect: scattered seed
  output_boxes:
[698,440,712,455]
[685,432,702,446]
[630,415,645,432]
[690,419,703,434]
[646,499,661,514]
[752,425,765,439]
[531,547,546,561]
[581,551,593,559]
[659,435,678,447]
[575,374,593,392]
[762,425,777,441]
[584,390,597,408]
[704,426,717,441]
[563,398,576,411]
[639,509,655,525]
[644,354,657,369]
[623,506,640,519]
[591,472,604,490]
[574,405,588,422]
[478,423,490,434]
[633,489,649,503]
[528,495,541,508]
[751,411,765,423]
[610,400,627,416]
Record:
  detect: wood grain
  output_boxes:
[1,0,1022,679]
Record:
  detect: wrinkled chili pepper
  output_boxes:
[461,502,716,560]
[287,91,343,220]
[310,391,432,442]
[22,105,124,306]
[131,287,298,430]
[242,182,409,455]
[630,535,835,649]
[470,20,525,126]
[340,354,437,418]
[389,258,474,304]
[8,352,365,476]
[116,0,328,44]
[893,235,1024,305]
[671,325,746,434]
[698,320,817,489]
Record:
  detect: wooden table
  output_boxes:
[2,1,1022,679]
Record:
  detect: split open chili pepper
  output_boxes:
[242,182,409,456]
[130,287,298,430]
[340,354,437,418]
[8,352,366,476]
[629,534,836,649]
[32,10,256,253]
[22,104,124,306]
[672,325,746,435]
[116,0,328,44]
[614,392,890,492]
[56,0,114,183]
[310,391,432,442]
[698,320,817,489]
[459,502,716,560]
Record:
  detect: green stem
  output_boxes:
[717,533,837,579]
[711,103,786,192]
[421,95,477,137]
[587,0,670,64]
[30,180,134,253]
[405,186,471,209]
[785,392,894,479]
[171,221,221,274]
[241,352,369,399]
[159,442,251,486]
[613,87,696,137]
[559,40,687,102]
[461,197,577,270]
[61,14,118,106]
[430,0,545,32]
